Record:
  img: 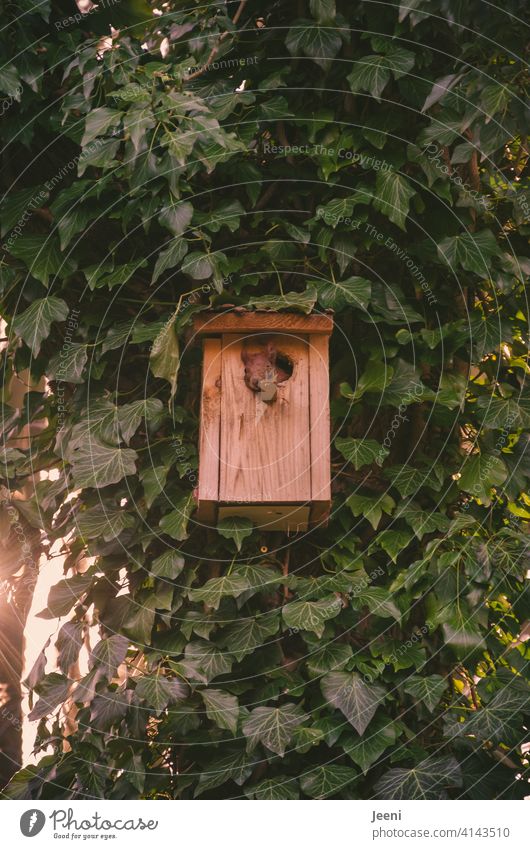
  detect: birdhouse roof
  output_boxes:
[192,308,333,336]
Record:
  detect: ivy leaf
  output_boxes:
[65,398,119,449]
[182,252,213,280]
[97,261,147,290]
[136,673,188,712]
[395,505,451,540]
[12,296,69,356]
[56,622,84,675]
[194,751,255,797]
[247,287,318,314]
[117,398,163,444]
[217,516,254,551]
[382,361,433,406]
[72,668,110,711]
[373,757,462,799]
[457,454,507,504]
[242,704,305,756]
[70,440,137,488]
[475,396,524,430]
[220,611,281,661]
[183,640,233,682]
[422,72,464,112]
[151,238,188,284]
[309,0,336,23]
[1,187,47,236]
[90,634,129,679]
[78,138,120,176]
[151,550,185,579]
[158,201,193,236]
[351,586,401,621]
[300,765,358,799]
[231,563,284,599]
[282,596,342,637]
[373,170,416,230]
[249,778,299,800]
[140,464,170,509]
[49,187,92,251]
[38,574,93,619]
[374,529,414,563]
[404,674,447,713]
[90,689,130,731]
[317,196,352,222]
[81,107,122,146]
[442,610,486,655]
[347,55,392,101]
[346,493,395,530]
[438,230,500,275]
[384,464,442,497]
[8,236,65,286]
[341,358,393,402]
[28,673,71,721]
[344,720,397,773]
[24,639,50,690]
[0,63,21,97]
[306,643,352,676]
[201,689,239,733]
[460,687,529,743]
[76,505,134,541]
[315,276,371,311]
[159,493,196,541]
[335,437,388,469]
[347,49,413,100]
[122,595,156,645]
[48,344,88,384]
[386,48,416,78]
[481,83,510,121]
[150,312,179,398]
[189,575,250,610]
[321,671,385,734]
[286,22,342,71]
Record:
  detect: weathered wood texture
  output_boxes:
[219,334,311,503]
[193,311,333,337]
[309,333,331,525]
[196,337,222,522]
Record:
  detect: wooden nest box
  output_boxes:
[193,310,333,532]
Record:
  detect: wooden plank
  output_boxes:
[218,504,310,533]
[193,311,333,337]
[196,337,222,523]
[219,334,312,504]
[309,333,331,526]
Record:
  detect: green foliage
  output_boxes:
[1,0,530,801]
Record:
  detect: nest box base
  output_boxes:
[217,504,310,533]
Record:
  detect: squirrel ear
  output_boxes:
[241,348,250,364]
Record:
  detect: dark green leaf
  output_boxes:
[242,704,305,756]
[321,671,385,734]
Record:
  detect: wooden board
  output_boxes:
[218,504,310,533]
[196,337,222,523]
[309,333,331,526]
[219,334,312,504]
[193,311,333,337]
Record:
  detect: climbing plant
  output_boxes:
[1,0,530,799]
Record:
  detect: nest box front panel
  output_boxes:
[219,333,311,504]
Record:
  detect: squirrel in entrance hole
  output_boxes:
[242,341,291,391]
